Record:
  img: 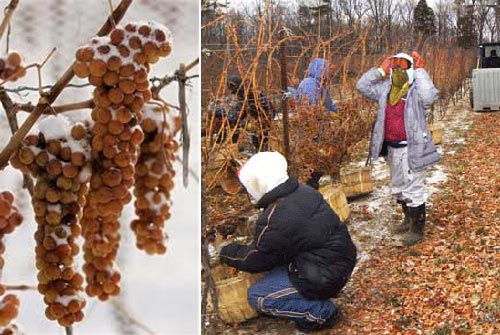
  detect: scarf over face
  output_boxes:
[389,68,409,105]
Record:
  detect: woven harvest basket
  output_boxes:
[216,271,266,324]
[319,183,350,222]
[428,124,444,145]
[204,265,266,324]
[340,166,373,198]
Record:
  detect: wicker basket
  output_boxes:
[204,265,265,324]
[428,124,444,145]
[340,166,373,198]
[217,271,266,324]
[319,184,350,222]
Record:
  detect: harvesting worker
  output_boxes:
[356,52,440,246]
[219,151,357,333]
[226,74,275,151]
[297,58,338,113]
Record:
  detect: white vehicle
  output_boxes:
[470,42,500,112]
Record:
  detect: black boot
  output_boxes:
[402,203,425,246]
[295,309,342,333]
[392,201,410,234]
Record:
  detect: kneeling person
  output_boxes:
[220,152,357,333]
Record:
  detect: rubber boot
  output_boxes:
[402,203,425,246]
[392,201,410,234]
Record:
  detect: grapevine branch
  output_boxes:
[4,83,91,94]
[16,99,95,114]
[177,63,190,187]
[0,0,18,41]
[0,89,34,194]
[0,0,133,171]
[111,300,156,335]
[175,155,200,183]
[36,47,57,96]
[151,57,199,187]
[150,57,199,96]
[5,284,36,291]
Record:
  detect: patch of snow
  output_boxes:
[143,103,180,136]
[37,115,71,140]
[46,204,61,214]
[78,166,92,183]
[55,293,84,306]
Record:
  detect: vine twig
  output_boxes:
[150,57,199,97]
[111,300,157,335]
[0,89,34,194]
[5,284,36,291]
[16,99,94,114]
[4,83,91,94]
[0,0,18,41]
[36,47,57,96]
[177,63,190,187]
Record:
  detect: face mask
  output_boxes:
[389,69,410,105]
[391,68,409,88]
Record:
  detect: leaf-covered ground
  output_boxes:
[211,99,499,334]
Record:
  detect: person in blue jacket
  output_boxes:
[297,58,338,113]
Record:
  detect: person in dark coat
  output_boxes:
[226,74,275,151]
[220,152,357,333]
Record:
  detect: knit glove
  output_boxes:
[412,51,425,69]
[379,56,392,76]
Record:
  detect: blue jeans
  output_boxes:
[247,266,336,325]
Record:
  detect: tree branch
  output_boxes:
[0,0,133,170]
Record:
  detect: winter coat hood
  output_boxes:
[238,152,289,203]
[306,58,330,82]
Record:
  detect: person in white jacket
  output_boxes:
[356,52,440,246]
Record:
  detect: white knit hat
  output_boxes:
[238,152,289,202]
[391,52,414,85]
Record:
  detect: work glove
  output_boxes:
[330,112,339,121]
[208,240,232,266]
[379,55,392,76]
[412,51,425,69]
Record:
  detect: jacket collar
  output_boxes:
[255,176,299,209]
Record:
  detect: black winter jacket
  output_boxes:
[220,177,357,300]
